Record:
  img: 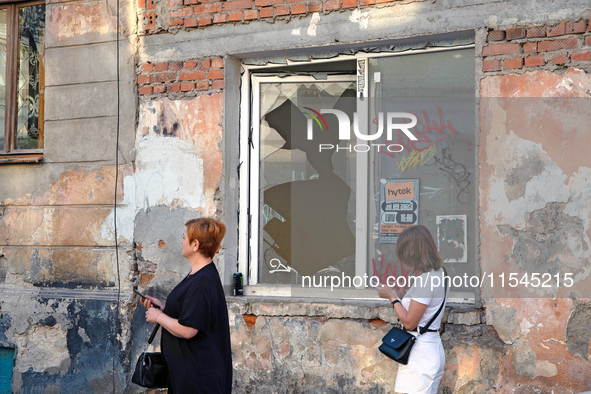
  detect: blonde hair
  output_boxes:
[396,225,443,276]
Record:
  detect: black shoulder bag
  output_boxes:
[378,268,448,365]
[132,324,169,388]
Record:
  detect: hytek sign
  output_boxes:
[303,108,418,152]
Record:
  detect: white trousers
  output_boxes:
[394,332,445,394]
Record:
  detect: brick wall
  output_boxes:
[141,0,401,32]
[482,20,591,73]
[137,58,224,97]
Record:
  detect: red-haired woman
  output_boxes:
[141,218,232,393]
[377,225,449,394]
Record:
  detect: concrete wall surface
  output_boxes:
[1,0,591,392]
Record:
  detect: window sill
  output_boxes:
[240,284,475,303]
[0,153,43,164]
[226,292,476,323]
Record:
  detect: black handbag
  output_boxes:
[132,325,168,388]
[379,268,448,365]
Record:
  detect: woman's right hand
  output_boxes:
[377,284,398,302]
[141,295,164,310]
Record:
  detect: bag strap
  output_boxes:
[418,267,448,335]
[145,271,191,346]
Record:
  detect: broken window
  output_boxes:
[241,46,477,301]
[0,1,45,164]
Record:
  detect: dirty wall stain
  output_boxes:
[49,2,117,41]
[137,94,223,216]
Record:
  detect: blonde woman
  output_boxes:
[377,225,448,394]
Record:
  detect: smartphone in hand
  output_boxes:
[133,288,161,309]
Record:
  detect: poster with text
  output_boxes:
[379,179,419,243]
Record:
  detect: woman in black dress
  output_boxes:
[141,218,232,393]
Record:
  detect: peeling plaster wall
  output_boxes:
[1,0,139,389]
[480,68,591,391]
[2,0,591,392]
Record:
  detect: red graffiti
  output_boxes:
[372,254,414,287]
[372,106,469,157]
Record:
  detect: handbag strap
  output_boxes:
[417,267,448,336]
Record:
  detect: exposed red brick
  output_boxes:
[154,62,169,72]
[200,59,211,69]
[243,314,257,330]
[179,70,207,80]
[199,15,213,25]
[503,57,523,69]
[169,61,184,71]
[506,28,525,40]
[212,80,224,90]
[487,30,505,42]
[482,59,501,72]
[224,0,251,10]
[181,82,195,91]
[170,6,193,17]
[482,43,521,57]
[537,37,578,52]
[139,85,153,95]
[184,61,197,69]
[147,0,156,9]
[185,17,198,27]
[566,20,587,34]
[195,81,209,90]
[170,18,184,26]
[546,23,566,37]
[325,0,339,9]
[228,11,243,21]
[586,35,591,47]
[194,2,222,14]
[255,0,282,5]
[143,11,156,31]
[287,0,302,4]
[523,42,537,54]
[153,84,166,94]
[158,240,166,249]
[138,0,146,9]
[213,13,228,23]
[571,50,591,61]
[151,72,177,83]
[527,26,546,38]
[376,0,394,3]
[359,0,374,5]
[341,0,356,8]
[211,58,224,68]
[168,82,181,92]
[140,273,154,284]
[524,55,544,67]
[244,9,258,19]
[275,5,289,15]
[169,0,183,6]
[308,2,322,11]
[137,75,150,84]
[260,6,273,17]
[208,69,224,79]
[369,319,387,327]
[291,3,306,14]
[548,53,567,64]
[141,63,154,73]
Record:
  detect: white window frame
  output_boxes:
[239,46,476,302]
